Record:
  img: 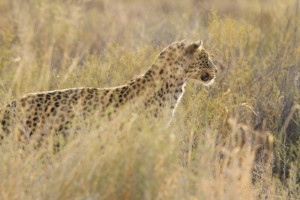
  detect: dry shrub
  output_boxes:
[0,0,299,199]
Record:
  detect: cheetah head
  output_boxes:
[184,41,217,85]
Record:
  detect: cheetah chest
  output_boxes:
[163,82,186,116]
[171,86,185,107]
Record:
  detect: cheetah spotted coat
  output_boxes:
[0,40,217,141]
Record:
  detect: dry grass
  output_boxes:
[0,0,299,199]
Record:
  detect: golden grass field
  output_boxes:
[0,0,300,199]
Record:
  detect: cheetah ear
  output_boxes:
[185,40,202,54]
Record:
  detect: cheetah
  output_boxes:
[0,40,217,142]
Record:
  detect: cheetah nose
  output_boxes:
[201,73,210,81]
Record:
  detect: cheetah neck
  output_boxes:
[142,64,187,116]
[145,62,187,86]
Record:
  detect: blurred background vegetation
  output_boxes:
[0,0,299,199]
